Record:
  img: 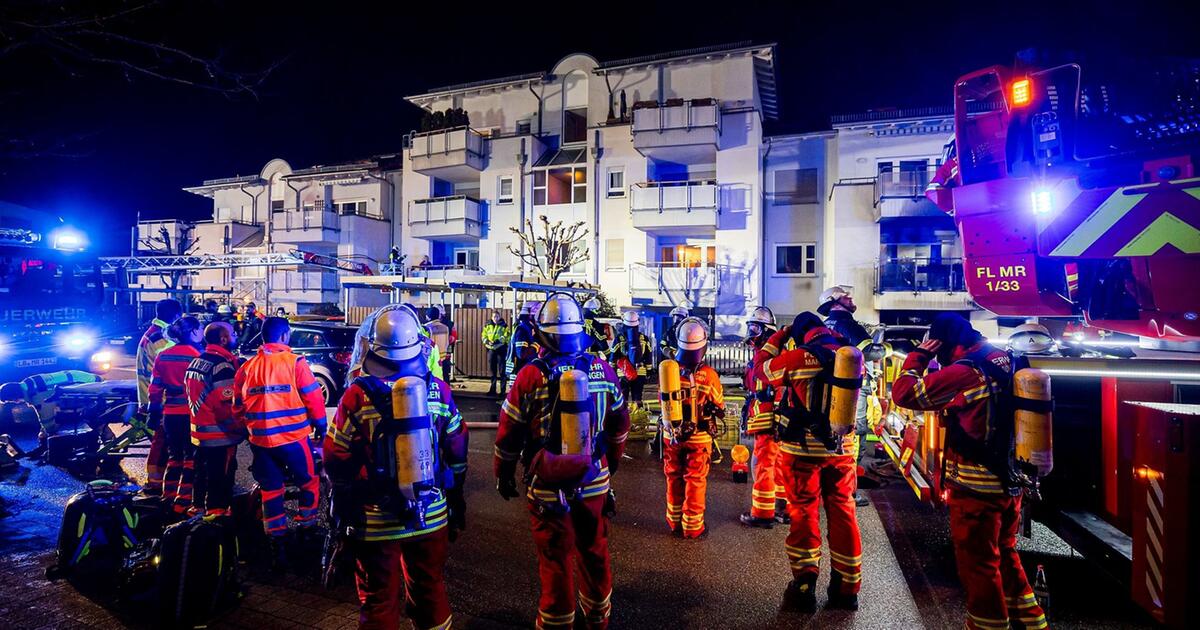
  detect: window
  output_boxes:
[516,119,532,135]
[773,168,819,205]
[605,239,624,270]
[606,167,625,198]
[775,243,817,276]
[496,242,513,272]
[563,107,587,144]
[658,243,716,268]
[337,200,369,216]
[454,248,479,268]
[288,330,328,349]
[878,160,931,198]
[497,176,514,204]
[534,166,586,205]
[271,199,285,212]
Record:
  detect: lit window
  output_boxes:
[498,176,514,205]
[776,243,817,276]
[606,168,625,198]
[534,167,587,205]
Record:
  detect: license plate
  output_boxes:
[15,356,57,368]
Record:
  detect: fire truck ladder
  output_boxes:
[98,249,373,275]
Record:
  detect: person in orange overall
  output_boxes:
[147,316,204,514]
[739,306,789,529]
[136,298,182,496]
[755,312,862,612]
[662,317,723,539]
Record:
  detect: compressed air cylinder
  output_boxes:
[559,369,592,457]
[1014,368,1053,477]
[390,376,436,504]
[828,345,865,436]
[658,359,684,430]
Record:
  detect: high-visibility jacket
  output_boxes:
[148,344,200,417]
[614,332,653,378]
[743,335,776,435]
[16,370,102,432]
[325,375,467,542]
[482,322,510,350]
[668,363,724,446]
[506,319,538,376]
[185,344,245,447]
[136,319,175,407]
[233,342,327,448]
[754,326,858,458]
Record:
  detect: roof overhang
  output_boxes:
[182,174,265,198]
[405,72,547,110]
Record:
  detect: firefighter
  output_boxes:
[234,317,327,556]
[613,310,652,406]
[506,301,539,381]
[661,317,722,539]
[582,297,612,360]
[755,312,862,612]
[657,305,690,361]
[184,322,246,517]
[481,310,511,396]
[819,285,873,507]
[326,306,468,630]
[494,293,630,629]
[0,370,102,458]
[137,298,183,496]
[739,306,788,528]
[1007,323,1060,357]
[148,316,205,514]
[426,306,457,382]
[891,313,1048,630]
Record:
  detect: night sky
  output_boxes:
[1,0,1197,254]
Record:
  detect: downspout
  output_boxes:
[591,129,601,286]
[760,137,772,311]
[517,138,528,283]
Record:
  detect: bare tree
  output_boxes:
[139,224,199,291]
[508,215,590,281]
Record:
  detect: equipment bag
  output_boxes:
[774,343,839,449]
[49,479,162,590]
[157,516,240,628]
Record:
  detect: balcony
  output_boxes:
[630,181,719,236]
[272,208,339,244]
[407,126,486,183]
[408,196,483,242]
[875,165,942,219]
[874,257,974,311]
[631,99,720,163]
[272,270,340,303]
[628,262,745,309]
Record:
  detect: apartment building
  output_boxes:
[398,42,778,338]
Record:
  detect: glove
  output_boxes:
[447,486,466,542]
[497,476,520,501]
[311,417,328,443]
[602,488,616,518]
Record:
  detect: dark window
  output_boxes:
[289,330,328,348]
[564,108,587,144]
[773,168,819,205]
[776,243,817,275]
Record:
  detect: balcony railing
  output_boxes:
[875,166,939,203]
[272,207,340,232]
[630,181,719,233]
[628,261,744,308]
[275,270,339,292]
[408,195,484,241]
[631,99,721,162]
[632,98,720,134]
[407,126,486,182]
[876,257,966,293]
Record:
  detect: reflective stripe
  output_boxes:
[248,384,293,395]
[246,407,308,420]
[248,419,310,436]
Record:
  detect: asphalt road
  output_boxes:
[0,387,1157,629]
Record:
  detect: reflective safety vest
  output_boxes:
[149,344,200,417]
[185,344,245,447]
[481,322,510,350]
[234,343,326,448]
[17,370,101,431]
[136,319,175,407]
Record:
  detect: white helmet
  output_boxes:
[746,306,776,328]
[217,304,233,315]
[676,317,710,368]
[621,310,640,327]
[1008,323,1056,355]
[364,306,427,377]
[817,285,854,315]
[669,305,689,320]
[583,297,601,312]
[537,293,587,354]
[522,300,542,317]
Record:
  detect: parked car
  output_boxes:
[239,321,357,406]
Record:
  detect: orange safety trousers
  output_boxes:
[663,438,711,538]
[778,452,862,594]
[528,494,612,629]
[750,433,787,520]
[948,488,1048,630]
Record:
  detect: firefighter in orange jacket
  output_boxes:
[136,298,183,495]
[739,306,789,529]
[661,317,723,539]
[147,316,204,514]
[326,307,468,630]
[495,293,630,629]
[891,313,1048,630]
[754,313,862,612]
[184,322,246,517]
[234,317,327,559]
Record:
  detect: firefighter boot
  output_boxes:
[826,573,860,611]
[268,535,290,572]
[775,499,791,525]
[739,512,775,529]
[784,574,818,613]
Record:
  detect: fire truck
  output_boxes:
[878,58,1200,627]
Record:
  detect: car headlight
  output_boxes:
[90,350,113,371]
[58,330,97,356]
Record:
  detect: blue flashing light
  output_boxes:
[50,226,88,251]
[1031,189,1053,215]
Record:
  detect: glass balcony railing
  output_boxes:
[876,257,965,292]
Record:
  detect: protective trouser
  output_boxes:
[948,488,1048,630]
[778,452,862,595]
[488,347,508,394]
[663,439,711,538]
[528,494,612,629]
[750,433,787,520]
[163,413,194,512]
[622,377,645,406]
[855,389,871,465]
[353,528,452,630]
[193,444,238,516]
[250,439,319,536]
[145,420,168,493]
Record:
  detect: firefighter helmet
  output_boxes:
[746,306,776,328]
[583,297,601,312]
[364,306,428,378]
[675,317,710,369]
[621,310,640,328]
[669,305,689,320]
[536,293,586,355]
[1008,323,1057,356]
[0,382,24,403]
[817,285,855,316]
[522,300,541,317]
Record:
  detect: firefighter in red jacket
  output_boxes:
[739,306,789,528]
[325,307,468,630]
[754,313,862,612]
[495,293,630,629]
[661,317,723,539]
[136,298,183,496]
[234,317,327,558]
[184,322,246,517]
[148,316,203,514]
[891,313,1048,630]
